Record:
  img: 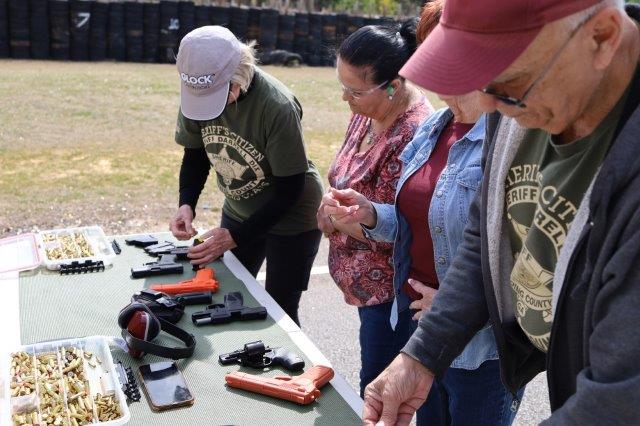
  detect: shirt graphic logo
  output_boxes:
[506,162,577,352]
[209,146,250,186]
[201,125,268,200]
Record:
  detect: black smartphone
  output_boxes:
[138,361,194,411]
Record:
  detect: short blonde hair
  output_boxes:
[230,41,257,93]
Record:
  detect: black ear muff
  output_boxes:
[118,301,196,360]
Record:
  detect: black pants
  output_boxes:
[221,212,322,326]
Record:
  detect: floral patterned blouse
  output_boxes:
[328,99,433,306]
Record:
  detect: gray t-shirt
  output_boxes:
[506,91,628,352]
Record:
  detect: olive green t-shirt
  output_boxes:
[175,67,323,235]
[506,93,628,353]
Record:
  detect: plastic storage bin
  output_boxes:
[1,336,130,425]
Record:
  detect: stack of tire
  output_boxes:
[229,6,248,42]
[143,1,160,62]
[321,13,336,66]
[277,12,294,52]
[30,0,49,59]
[259,8,278,53]
[157,0,179,63]
[7,0,29,58]
[293,12,308,60]
[125,1,144,62]
[211,5,230,27]
[306,12,322,66]
[69,0,92,60]
[246,6,260,43]
[0,0,8,57]
[194,4,211,28]
[90,1,109,61]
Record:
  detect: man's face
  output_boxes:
[476,13,610,134]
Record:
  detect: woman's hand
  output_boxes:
[322,188,377,228]
[317,192,337,236]
[408,279,438,321]
[188,228,237,265]
[170,205,197,240]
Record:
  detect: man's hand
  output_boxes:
[363,353,434,426]
[170,205,197,240]
[188,228,237,265]
[408,279,438,321]
[322,188,377,228]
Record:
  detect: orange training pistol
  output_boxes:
[150,267,219,295]
[225,365,334,405]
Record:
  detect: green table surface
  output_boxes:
[18,234,361,425]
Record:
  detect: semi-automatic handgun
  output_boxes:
[192,292,267,326]
[130,254,183,279]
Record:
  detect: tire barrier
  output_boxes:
[210,5,230,27]
[178,0,195,43]
[336,12,348,46]
[158,0,179,63]
[229,6,247,42]
[194,4,211,28]
[1,0,398,67]
[246,6,260,42]
[89,1,108,61]
[69,0,92,61]
[321,13,336,66]
[125,1,144,62]
[143,2,159,62]
[29,0,49,59]
[259,8,278,53]
[108,1,125,61]
[0,0,9,57]
[277,13,294,52]
[8,0,30,59]
[347,15,364,34]
[293,12,308,59]
[49,0,69,60]
[307,12,321,66]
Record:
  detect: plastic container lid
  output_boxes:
[0,234,41,274]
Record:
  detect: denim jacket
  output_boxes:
[364,108,498,369]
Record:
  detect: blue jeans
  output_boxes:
[358,301,416,397]
[358,302,524,425]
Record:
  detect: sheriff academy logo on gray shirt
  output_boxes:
[506,171,578,352]
[201,125,268,200]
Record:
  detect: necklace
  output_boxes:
[366,121,378,145]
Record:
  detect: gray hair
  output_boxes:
[230,41,257,93]
[562,0,624,31]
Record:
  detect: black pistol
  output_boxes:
[124,235,159,247]
[131,289,213,323]
[131,254,184,279]
[192,292,267,326]
[219,340,305,372]
[144,242,190,261]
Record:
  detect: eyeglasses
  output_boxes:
[339,79,389,99]
[481,13,594,109]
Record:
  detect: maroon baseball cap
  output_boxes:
[401,0,603,95]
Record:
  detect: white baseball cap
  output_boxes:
[176,26,242,121]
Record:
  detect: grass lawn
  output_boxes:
[0,60,443,236]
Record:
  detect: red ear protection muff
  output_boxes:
[117,302,195,360]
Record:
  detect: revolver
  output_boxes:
[219,340,305,372]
